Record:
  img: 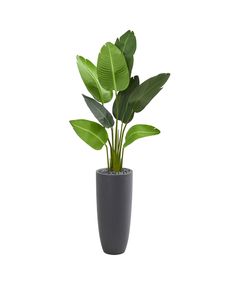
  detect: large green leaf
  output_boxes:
[69,119,108,150]
[76,56,112,103]
[124,124,160,148]
[112,76,139,123]
[128,73,170,112]
[97,42,130,92]
[115,30,136,74]
[83,95,114,128]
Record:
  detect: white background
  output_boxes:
[0,0,235,287]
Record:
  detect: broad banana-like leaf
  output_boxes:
[83,95,114,128]
[69,119,108,150]
[128,73,170,112]
[115,30,136,74]
[124,124,160,148]
[112,76,139,123]
[76,56,112,103]
[97,42,130,92]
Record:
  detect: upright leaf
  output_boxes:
[124,124,160,148]
[115,30,136,74]
[112,76,139,123]
[97,42,130,92]
[128,73,170,112]
[69,119,108,150]
[83,95,114,128]
[76,56,112,103]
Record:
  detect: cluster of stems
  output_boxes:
[105,91,128,172]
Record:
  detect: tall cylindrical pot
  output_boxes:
[96,168,133,255]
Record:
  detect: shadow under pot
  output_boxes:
[96,168,133,255]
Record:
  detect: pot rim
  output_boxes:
[96,168,133,176]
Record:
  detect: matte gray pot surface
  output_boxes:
[96,168,133,255]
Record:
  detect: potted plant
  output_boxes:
[70,30,170,255]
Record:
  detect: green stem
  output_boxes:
[121,146,125,167]
[111,128,114,149]
[114,90,119,153]
[108,138,112,150]
[119,122,124,148]
[108,138,113,168]
[118,123,127,157]
[105,144,110,170]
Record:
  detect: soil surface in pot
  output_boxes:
[97,168,132,175]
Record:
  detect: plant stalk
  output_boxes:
[114,90,119,153]
[121,146,125,167]
[111,128,114,149]
[105,144,110,170]
[118,122,127,157]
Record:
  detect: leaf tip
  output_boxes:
[76,55,82,62]
[105,41,113,47]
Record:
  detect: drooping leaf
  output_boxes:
[83,95,114,128]
[128,73,170,112]
[112,76,139,123]
[115,30,136,74]
[124,124,160,148]
[76,56,112,103]
[97,42,130,92]
[69,119,108,150]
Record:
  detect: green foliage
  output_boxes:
[97,42,130,91]
[76,56,112,103]
[70,31,170,171]
[112,76,139,123]
[128,73,170,112]
[115,30,136,74]
[124,124,160,148]
[69,119,108,150]
[83,95,114,128]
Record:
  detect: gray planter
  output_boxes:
[96,168,133,255]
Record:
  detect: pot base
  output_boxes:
[102,249,125,255]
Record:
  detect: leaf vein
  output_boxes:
[73,124,105,145]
